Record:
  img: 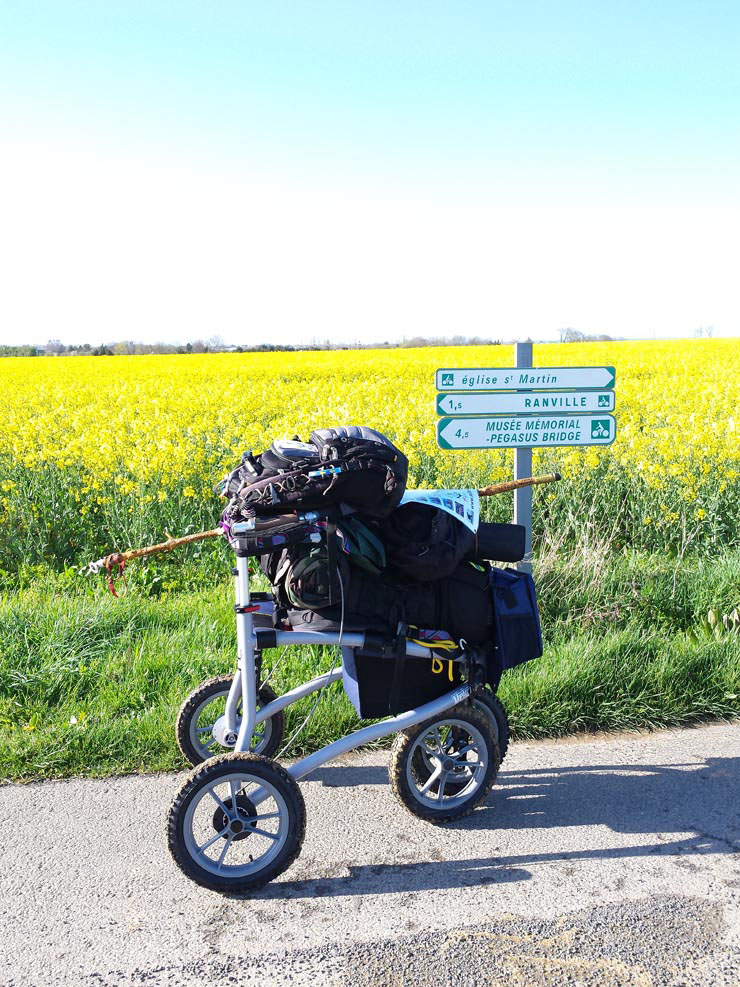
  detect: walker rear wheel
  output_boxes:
[167,753,305,893]
[472,690,510,762]
[176,675,284,766]
[389,706,499,823]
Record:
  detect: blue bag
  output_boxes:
[490,567,543,670]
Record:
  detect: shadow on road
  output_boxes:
[253,754,740,901]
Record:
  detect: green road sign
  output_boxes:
[435,366,616,392]
[437,414,617,449]
[436,390,615,416]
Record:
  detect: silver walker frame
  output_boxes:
[212,552,473,796]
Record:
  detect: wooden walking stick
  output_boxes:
[82,527,224,594]
[477,472,561,497]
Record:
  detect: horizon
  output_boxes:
[6,332,735,356]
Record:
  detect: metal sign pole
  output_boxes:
[513,341,533,574]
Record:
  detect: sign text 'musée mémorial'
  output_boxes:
[437,414,617,449]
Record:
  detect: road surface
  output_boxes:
[1,722,739,986]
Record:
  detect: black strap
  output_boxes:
[254,628,278,649]
[388,635,408,715]
[326,521,337,606]
[362,631,388,653]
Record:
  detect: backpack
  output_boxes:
[260,516,387,611]
[378,502,475,581]
[284,558,493,643]
[376,501,527,583]
[220,426,408,523]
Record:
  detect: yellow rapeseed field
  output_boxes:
[1,338,739,563]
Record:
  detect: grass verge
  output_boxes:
[1,550,738,781]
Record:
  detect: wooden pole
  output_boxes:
[101,528,223,568]
[477,473,561,498]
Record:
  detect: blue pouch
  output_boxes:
[490,567,543,670]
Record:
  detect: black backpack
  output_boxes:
[378,505,527,582]
[260,516,387,611]
[378,502,476,581]
[221,426,408,522]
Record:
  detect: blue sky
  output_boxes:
[1,2,738,345]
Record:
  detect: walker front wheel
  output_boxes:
[176,676,284,766]
[389,706,499,823]
[167,753,305,893]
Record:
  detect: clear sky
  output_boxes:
[1,1,738,347]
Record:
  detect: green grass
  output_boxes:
[2,549,738,781]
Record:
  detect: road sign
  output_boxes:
[436,366,615,392]
[437,414,617,449]
[436,390,615,416]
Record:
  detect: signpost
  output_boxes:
[435,345,617,573]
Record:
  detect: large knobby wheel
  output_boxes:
[176,675,284,766]
[408,689,510,798]
[389,705,499,823]
[167,753,306,893]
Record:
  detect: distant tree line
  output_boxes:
[558,328,617,343]
[1,334,505,356]
[8,330,686,357]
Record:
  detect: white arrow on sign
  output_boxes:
[436,390,615,416]
[436,366,616,392]
[437,414,617,449]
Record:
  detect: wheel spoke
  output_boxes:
[248,826,281,841]
[434,728,445,754]
[196,725,215,735]
[216,833,235,872]
[208,789,231,817]
[419,764,443,795]
[436,770,449,802]
[197,825,230,854]
[251,811,281,822]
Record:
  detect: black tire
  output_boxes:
[389,705,499,823]
[167,753,306,893]
[473,690,510,763]
[176,675,284,767]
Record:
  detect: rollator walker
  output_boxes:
[167,527,511,893]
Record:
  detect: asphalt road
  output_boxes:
[1,722,739,987]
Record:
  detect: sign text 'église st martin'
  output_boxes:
[436,366,616,392]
